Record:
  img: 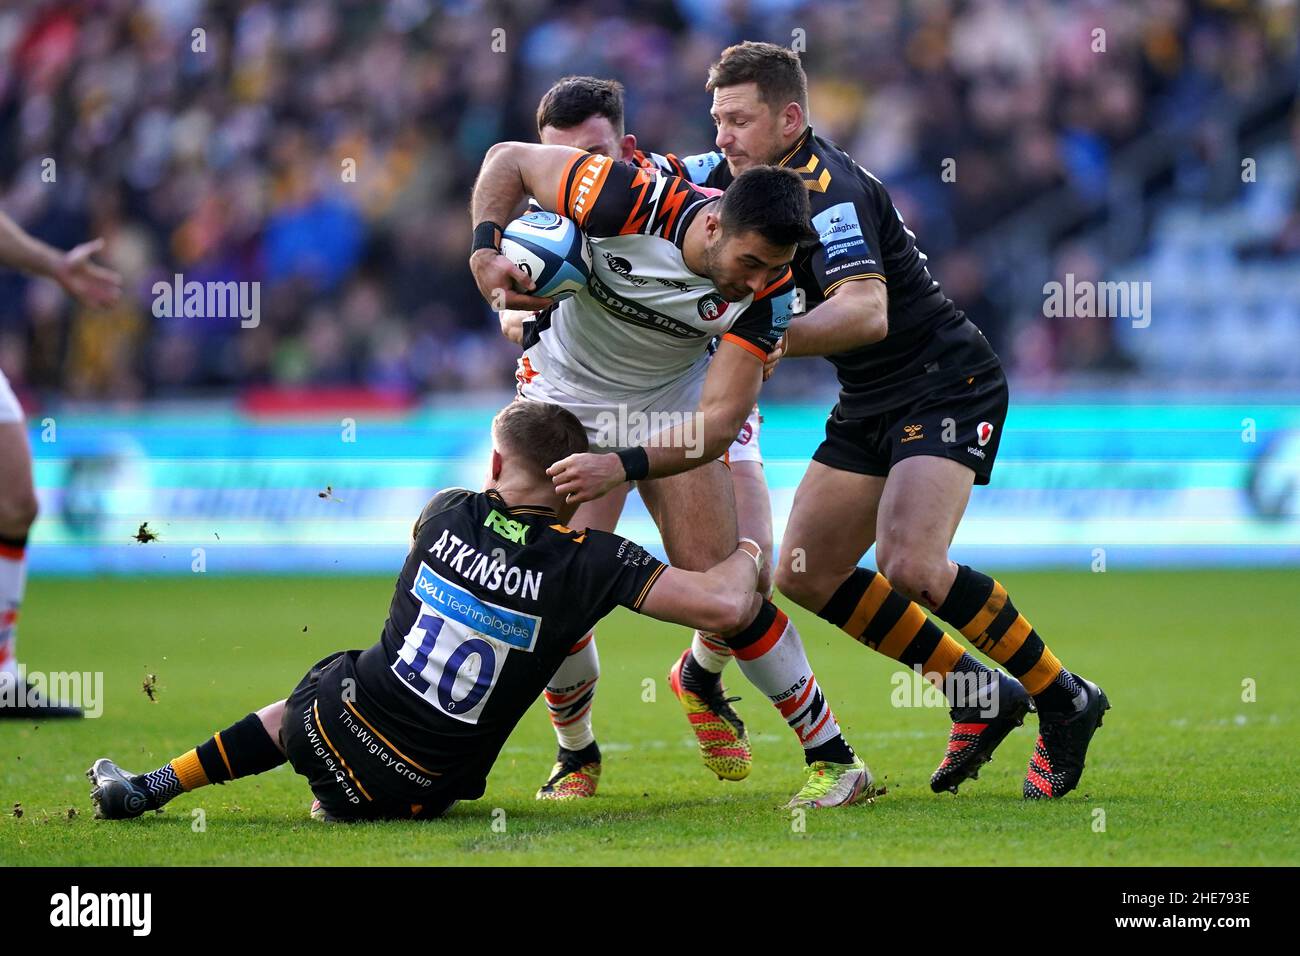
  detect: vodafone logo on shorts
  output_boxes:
[736,422,753,445]
[976,421,994,447]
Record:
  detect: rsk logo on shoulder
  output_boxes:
[484,509,528,544]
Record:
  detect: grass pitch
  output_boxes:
[2,569,1297,866]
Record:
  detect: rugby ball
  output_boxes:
[500,211,591,301]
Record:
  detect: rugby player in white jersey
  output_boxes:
[468,140,875,808]
[0,211,122,719]
[497,77,779,800]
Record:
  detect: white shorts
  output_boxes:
[0,370,23,424]
[518,354,711,453]
[516,349,763,466]
[728,406,763,466]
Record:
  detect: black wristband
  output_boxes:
[471,221,503,254]
[616,446,650,482]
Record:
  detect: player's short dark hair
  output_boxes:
[718,166,816,248]
[706,41,808,115]
[493,400,589,477]
[536,76,625,135]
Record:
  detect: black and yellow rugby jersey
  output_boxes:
[339,487,664,800]
[703,128,1001,415]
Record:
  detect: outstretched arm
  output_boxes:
[0,211,122,308]
[638,541,763,635]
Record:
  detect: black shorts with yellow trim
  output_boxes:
[812,365,1009,486]
[281,651,459,822]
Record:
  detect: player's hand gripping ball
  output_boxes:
[470,212,590,312]
[500,212,591,300]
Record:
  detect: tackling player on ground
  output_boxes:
[88,401,768,822]
[688,43,1109,799]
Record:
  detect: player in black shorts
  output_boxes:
[696,43,1108,800]
[86,401,764,822]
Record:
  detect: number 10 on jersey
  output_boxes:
[393,612,504,723]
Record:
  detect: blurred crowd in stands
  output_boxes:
[0,0,1296,405]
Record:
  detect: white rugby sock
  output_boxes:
[544,631,599,751]
[0,535,26,680]
[690,630,732,673]
[727,602,848,754]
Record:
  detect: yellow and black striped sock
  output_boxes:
[935,565,1084,712]
[140,713,285,807]
[818,568,992,704]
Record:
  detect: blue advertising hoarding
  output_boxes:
[25,398,1300,574]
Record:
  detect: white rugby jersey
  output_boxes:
[519,151,795,402]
